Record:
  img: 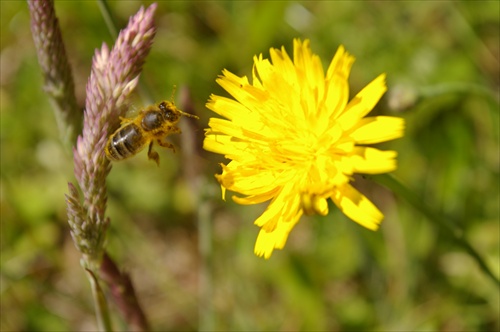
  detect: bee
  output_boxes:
[105,100,198,165]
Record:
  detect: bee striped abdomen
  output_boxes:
[105,123,144,161]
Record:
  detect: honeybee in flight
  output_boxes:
[105,100,198,165]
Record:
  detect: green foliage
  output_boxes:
[1,1,498,331]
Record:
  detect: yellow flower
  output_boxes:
[204,39,405,259]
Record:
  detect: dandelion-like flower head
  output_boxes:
[204,39,405,258]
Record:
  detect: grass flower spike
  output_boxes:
[28,0,80,148]
[63,5,156,330]
[204,39,405,259]
[67,4,157,262]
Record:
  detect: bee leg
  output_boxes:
[169,126,181,135]
[157,139,176,153]
[119,116,134,125]
[147,141,160,166]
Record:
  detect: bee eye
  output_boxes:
[159,102,167,113]
[158,102,179,122]
[165,110,174,120]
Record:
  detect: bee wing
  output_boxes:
[124,105,140,119]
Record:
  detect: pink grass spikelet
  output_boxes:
[28,0,80,147]
[68,4,157,263]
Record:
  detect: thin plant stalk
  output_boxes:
[373,174,500,288]
[179,87,214,331]
[97,0,118,40]
[87,269,113,332]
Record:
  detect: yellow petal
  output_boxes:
[330,184,383,230]
[217,71,267,108]
[232,187,279,205]
[221,184,226,201]
[254,223,288,259]
[206,95,253,121]
[268,45,295,85]
[254,208,303,259]
[219,168,280,196]
[325,45,355,84]
[203,134,230,155]
[292,39,325,106]
[207,118,243,139]
[324,45,354,120]
[337,74,387,131]
[349,147,398,174]
[253,186,291,228]
[350,116,405,144]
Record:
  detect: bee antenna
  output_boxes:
[171,85,177,103]
[180,110,199,119]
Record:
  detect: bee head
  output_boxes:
[159,101,181,123]
[159,101,199,122]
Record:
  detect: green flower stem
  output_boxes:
[373,174,500,288]
[96,0,118,39]
[86,268,113,332]
[177,89,214,331]
[198,190,215,331]
[419,82,498,104]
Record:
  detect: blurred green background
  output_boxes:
[1,1,499,331]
